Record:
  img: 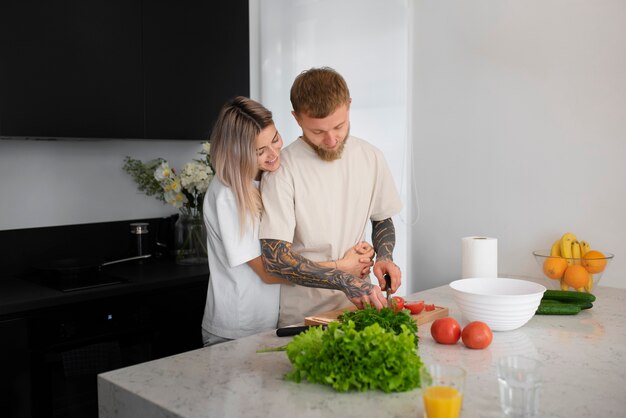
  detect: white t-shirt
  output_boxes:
[202,178,280,339]
[260,135,403,327]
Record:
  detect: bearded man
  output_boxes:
[260,67,403,327]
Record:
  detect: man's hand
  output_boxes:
[346,279,387,310]
[373,259,402,294]
[371,218,400,294]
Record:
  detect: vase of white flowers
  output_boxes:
[123,143,214,265]
[173,212,207,265]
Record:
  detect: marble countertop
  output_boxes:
[98,280,626,418]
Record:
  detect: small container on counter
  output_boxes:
[130,222,152,258]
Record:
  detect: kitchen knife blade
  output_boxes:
[384,273,392,307]
[276,325,327,337]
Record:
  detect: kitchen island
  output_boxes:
[98,281,626,418]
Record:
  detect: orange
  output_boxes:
[563,265,590,289]
[543,256,568,280]
[582,250,607,274]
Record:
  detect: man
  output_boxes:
[260,67,403,327]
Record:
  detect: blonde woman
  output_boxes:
[201,97,373,346]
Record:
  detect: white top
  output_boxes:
[201,178,279,339]
[259,135,402,326]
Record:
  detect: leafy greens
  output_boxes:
[339,306,418,345]
[284,310,423,393]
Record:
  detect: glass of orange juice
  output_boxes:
[421,364,466,418]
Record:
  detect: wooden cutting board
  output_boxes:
[304,305,449,326]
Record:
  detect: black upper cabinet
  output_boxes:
[0,0,144,139]
[0,0,249,140]
[143,1,249,140]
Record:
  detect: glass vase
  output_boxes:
[174,213,208,265]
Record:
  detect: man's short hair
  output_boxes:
[290,67,350,118]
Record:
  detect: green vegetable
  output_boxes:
[538,290,595,314]
[338,306,418,345]
[539,298,593,310]
[284,321,423,393]
[542,290,596,303]
[536,301,582,315]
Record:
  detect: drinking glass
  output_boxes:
[421,363,466,418]
[497,355,542,417]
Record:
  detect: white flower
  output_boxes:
[161,177,182,193]
[164,190,188,208]
[180,161,212,194]
[154,162,173,181]
[125,143,214,217]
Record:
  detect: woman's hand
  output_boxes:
[336,241,374,278]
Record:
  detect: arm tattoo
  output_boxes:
[261,239,375,299]
[372,218,396,262]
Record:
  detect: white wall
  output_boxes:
[0,139,202,230]
[410,0,626,290]
[253,0,411,295]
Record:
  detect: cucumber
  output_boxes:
[542,289,596,303]
[540,299,593,310]
[536,301,581,315]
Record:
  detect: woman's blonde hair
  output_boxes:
[290,67,350,118]
[209,96,274,231]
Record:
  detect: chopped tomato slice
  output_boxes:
[404,300,425,315]
[390,296,405,312]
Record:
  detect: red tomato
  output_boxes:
[404,300,425,315]
[430,317,462,344]
[461,321,493,349]
[424,303,436,311]
[390,296,405,312]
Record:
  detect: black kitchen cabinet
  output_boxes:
[0,0,144,139]
[0,220,209,417]
[143,1,250,140]
[0,278,208,418]
[0,0,249,140]
[0,318,33,418]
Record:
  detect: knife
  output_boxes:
[276,324,327,337]
[384,273,392,308]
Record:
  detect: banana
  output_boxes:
[571,241,582,265]
[550,239,561,257]
[560,277,569,290]
[580,240,591,257]
[560,233,576,266]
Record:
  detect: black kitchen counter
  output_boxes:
[0,258,209,318]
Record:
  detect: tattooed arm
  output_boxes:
[371,218,402,294]
[261,239,387,310]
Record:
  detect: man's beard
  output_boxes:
[302,128,350,162]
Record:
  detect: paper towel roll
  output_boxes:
[462,236,498,278]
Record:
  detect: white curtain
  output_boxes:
[250,0,412,295]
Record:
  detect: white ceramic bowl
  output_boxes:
[449,278,546,331]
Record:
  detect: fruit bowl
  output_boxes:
[449,278,546,331]
[533,250,614,292]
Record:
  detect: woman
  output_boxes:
[201,97,373,346]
